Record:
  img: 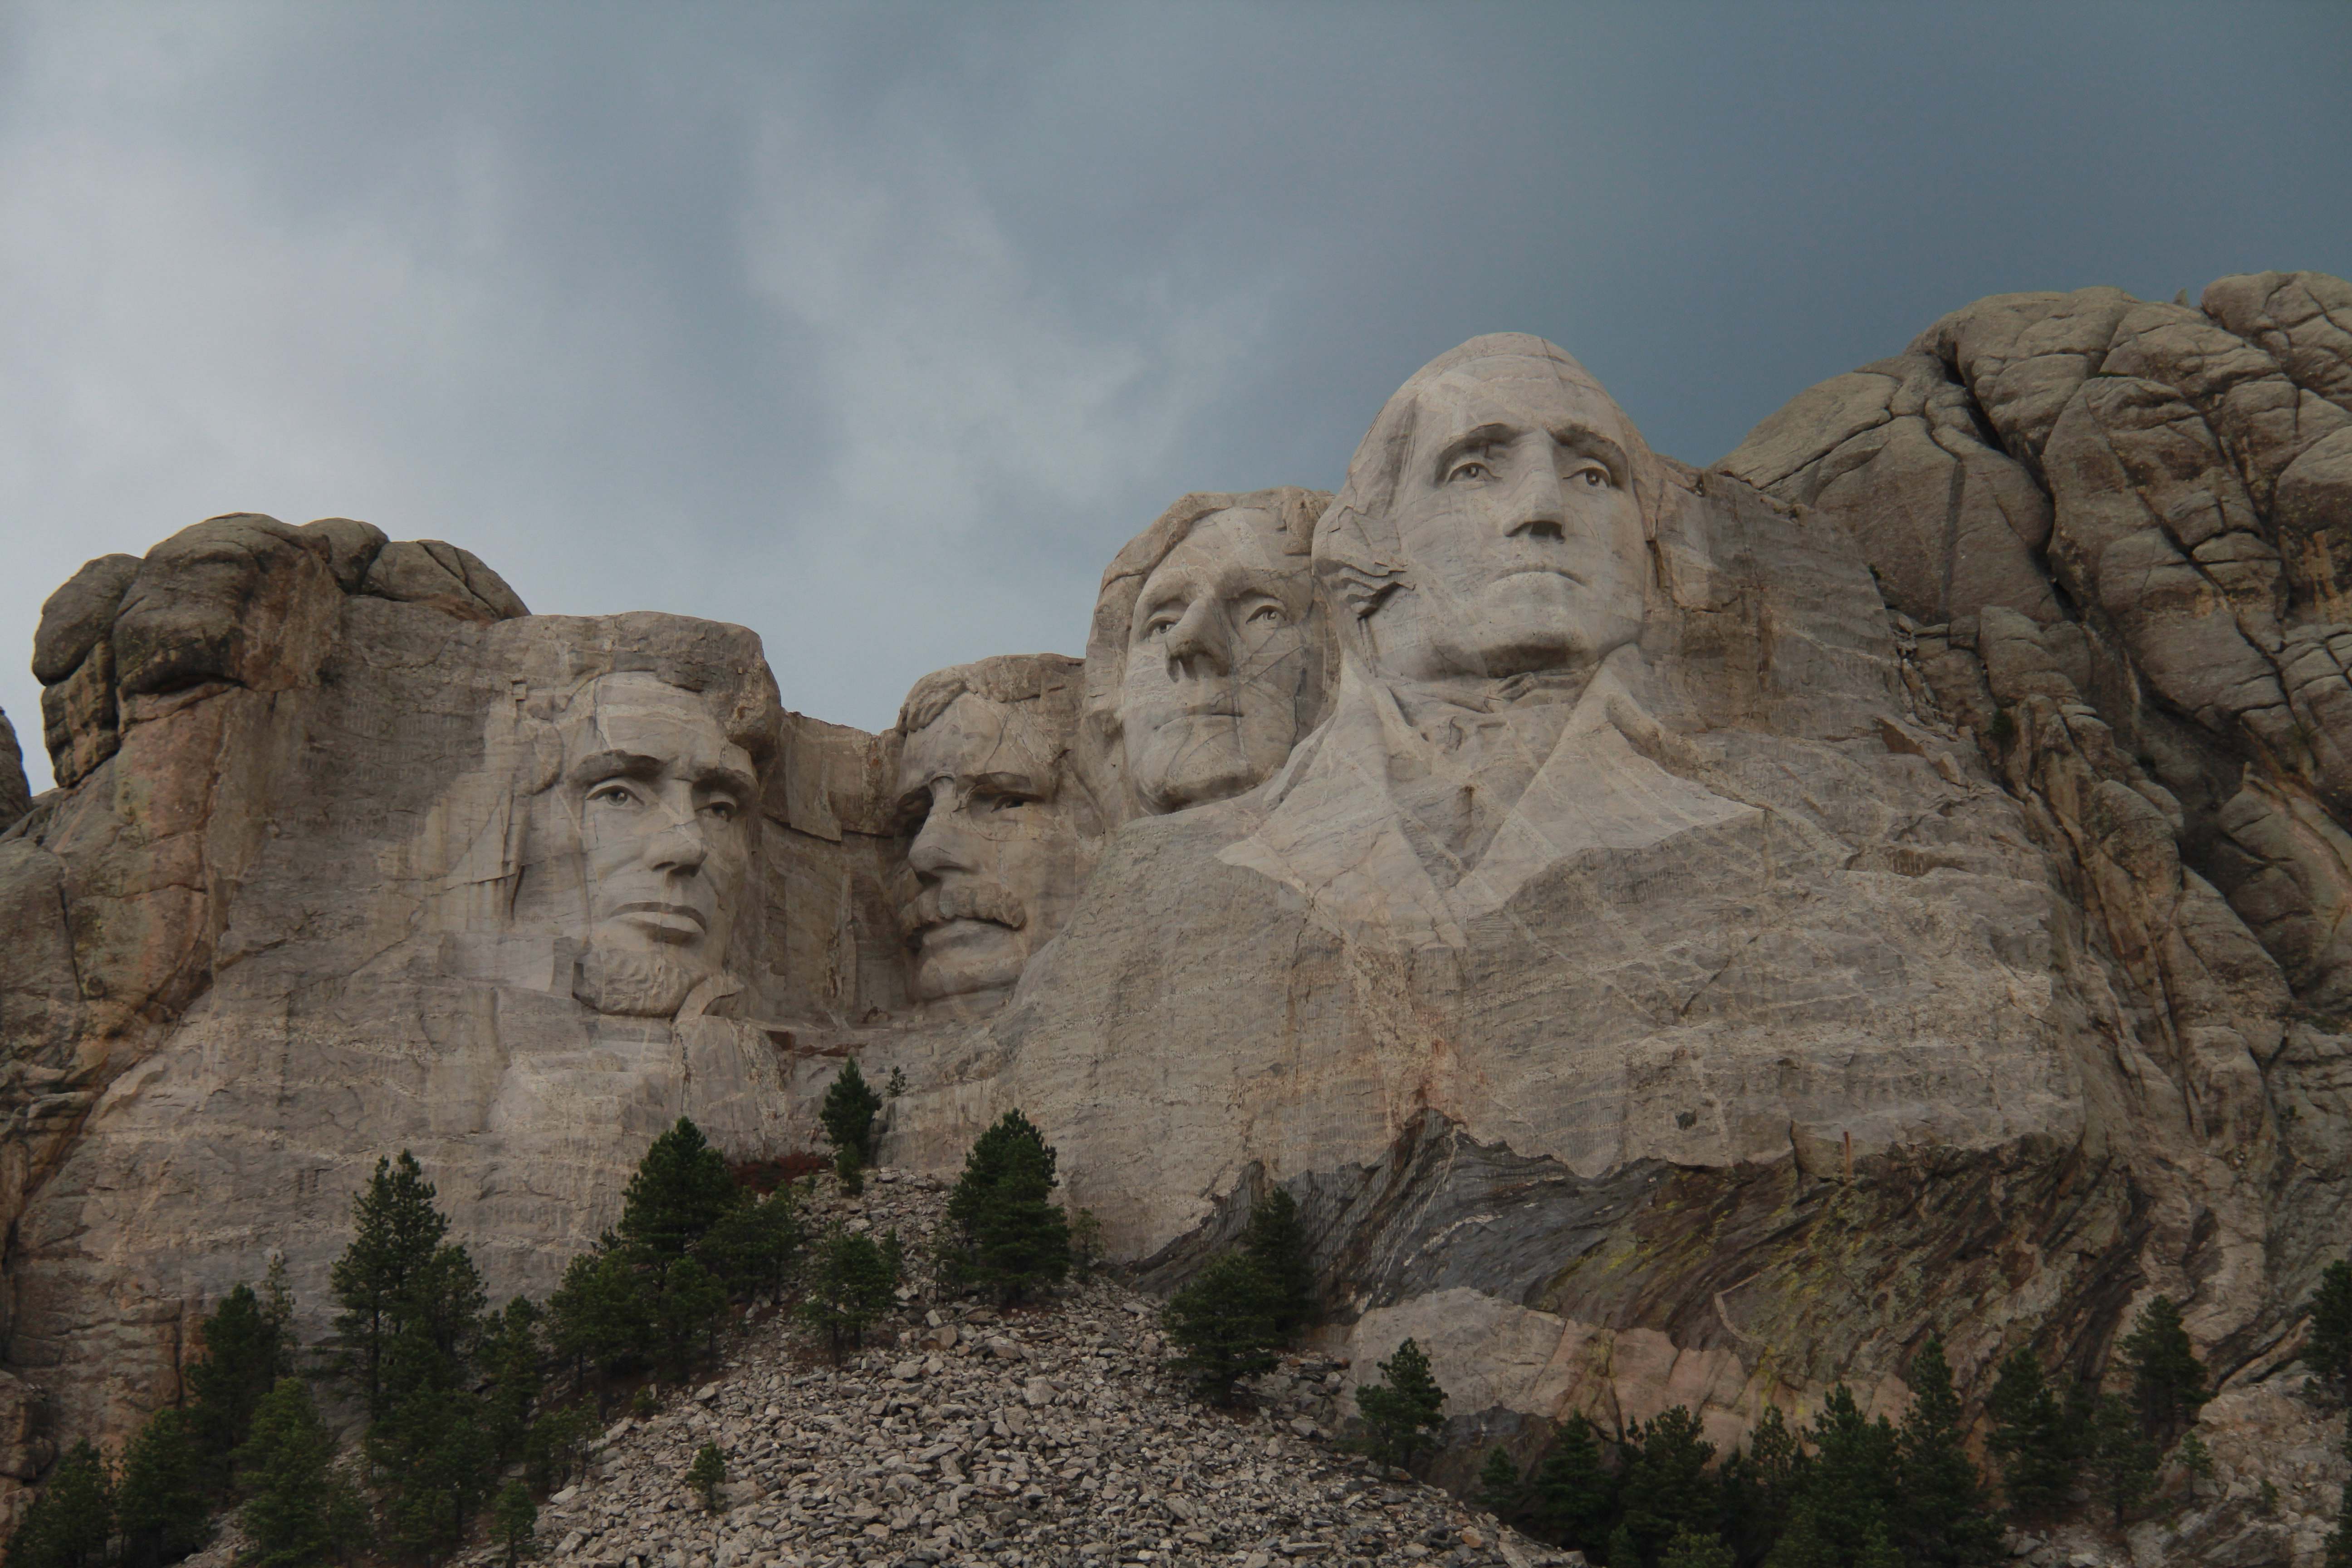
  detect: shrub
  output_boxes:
[1356,1338,1447,1469]
[687,1443,727,1513]
[795,1228,901,1362]
[941,1110,1070,1304]
[1162,1252,1282,1403]
[819,1061,884,1170]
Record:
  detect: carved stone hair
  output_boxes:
[896,652,1086,741]
[1313,333,1668,642]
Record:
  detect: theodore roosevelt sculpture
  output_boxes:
[892,653,1098,1004]
[1079,488,1333,825]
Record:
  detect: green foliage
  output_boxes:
[1477,1447,1527,1519]
[368,1386,494,1562]
[330,1152,450,1420]
[2085,1393,2158,1526]
[1068,1208,1106,1283]
[1356,1338,1447,1470]
[698,1188,800,1301]
[885,1066,909,1099]
[524,1404,600,1496]
[2121,1296,2208,1448]
[1761,1502,1831,1568]
[818,1061,884,1168]
[833,1142,864,1195]
[1660,1531,1736,1568]
[1618,1406,1717,1567]
[187,1282,289,1490]
[548,1245,654,1386]
[1162,1252,1282,1404]
[479,1297,544,1469]
[1607,1521,1641,1568]
[2309,1263,2352,1401]
[1802,1385,1899,1568]
[617,1119,738,1274]
[1894,1337,2002,1568]
[1986,1349,2077,1520]
[794,1227,901,1362]
[9,1440,114,1568]
[1240,1190,1316,1341]
[1721,1405,1808,1564]
[1527,1414,1615,1552]
[236,1380,365,1568]
[2323,1418,2352,1568]
[117,1407,211,1568]
[941,1110,1070,1305]
[493,1481,537,1568]
[686,1442,728,1512]
[651,1256,729,1377]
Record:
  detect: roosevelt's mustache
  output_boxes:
[902,881,1029,935]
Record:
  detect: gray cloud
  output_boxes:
[3,0,2347,789]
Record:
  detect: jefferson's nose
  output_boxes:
[1503,451,1567,541]
[1163,598,1232,681]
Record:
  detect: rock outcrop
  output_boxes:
[5,277,2352,1559]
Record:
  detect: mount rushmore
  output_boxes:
[3,270,2351,1520]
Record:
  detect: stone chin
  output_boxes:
[572,938,718,1019]
[906,917,1027,1002]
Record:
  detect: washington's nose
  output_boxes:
[1164,598,1232,681]
[1504,455,1567,542]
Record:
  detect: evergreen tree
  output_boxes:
[794,1229,900,1362]
[330,1152,451,1419]
[1855,1522,1903,1568]
[547,1245,653,1389]
[237,1380,364,1568]
[2308,1262,2352,1401]
[1661,1531,1735,1568]
[1618,1407,1717,1567]
[1477,1447,1528,1520]
[941,1110,1070,1304]
[2322,1416,2352,1568]
[818,1061,884,1169]
[1761,1503,1831,1568]
[2120,1296,2208,1448]
[833,1142,865,1196]
[492,1480,537,1568]
[1986,1349,2076,1520]
[2084,1394,2158,1526]
[369,1385,494,1563]
[479,1297,544,1468]
[686,1443,727,1513]
[1895,1338,2001,1568]
[1240,1190,1317,1341]
[117,1407,211,1568]
[1720,1405,1807,1564]
[1803,1385,1899,1568]
[1162,1252,1282,1404]
[186,1282,287,1489]
[1527,1414,1615,1552]
[523,1405,600,1496]
[652,1255,730,1376]
[697,1188,800,1301]
[8,1439,114,1568]
[1356,1338,1447,1469]
[1607,1521,1642,1568]
[617,1119,739,1275]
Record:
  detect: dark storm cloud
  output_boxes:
[3,1,2348,789]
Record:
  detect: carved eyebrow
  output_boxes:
[1430,422,1520,479]
[1552,424,1632,483]
[969,769,1047,798]
[695,765,758,801]
[568,750,664,786]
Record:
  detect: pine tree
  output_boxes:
[524,1404,600,1496]
[548,1245,654,1389]
[1357,1338,1447,1469]
[794,1228,901,1362]
[1240,1189,1317,1341]
[617,1119,739,1275]
[1607,1521,1642,1568]
[686,1443,727,1512]
[1162,1252,1282,1404]
[2121,1296,2208,1448]
[1761,1500,1832,1568]
[1527,1413,1614,1552]
[1720,1405,1806,1564]
[2308,1263,2352,1402]
[331,1152,451,1419]
[941,1110,1070,1305]
[492,1480,537,1567]
[186,1281,289,1487]
[369,1385,494,1563]
[2322,1415,2352,1568]
[1618,1407,1717,1566]
[697,1187,799,1301]
[117,1407,211,1568]
[8,1439,114,1568]
[1477,1447,1528,1520]
[480,1297,544,1468]
[1803,1385,1899,1568]
[818,1061,884,1169]
[237,1380,363,1568]
[1895,1338,2001,1568]
[1660,1531,1735,1568]
[652,1255,730,1376]
[2085,1393,2158,1526]
[1986,1349,2076,1520]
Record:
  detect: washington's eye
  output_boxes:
[1571,463,1612,489]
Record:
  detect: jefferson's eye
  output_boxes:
[1247,604,1284,625]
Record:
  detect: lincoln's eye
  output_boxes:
[702,798,738,822]
[588,782,637,808]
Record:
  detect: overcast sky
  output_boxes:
[4,2,2348,789]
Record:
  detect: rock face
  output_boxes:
[5,277,2352,1553]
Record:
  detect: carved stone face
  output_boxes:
[1117,507,1316,813]
[1369,356,1648,683]
[560,672,756,1017]
[895,692,1088,1002]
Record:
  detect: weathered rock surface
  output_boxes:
[6,279,2352,1564]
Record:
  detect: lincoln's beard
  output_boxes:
[573,936,716,1019]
